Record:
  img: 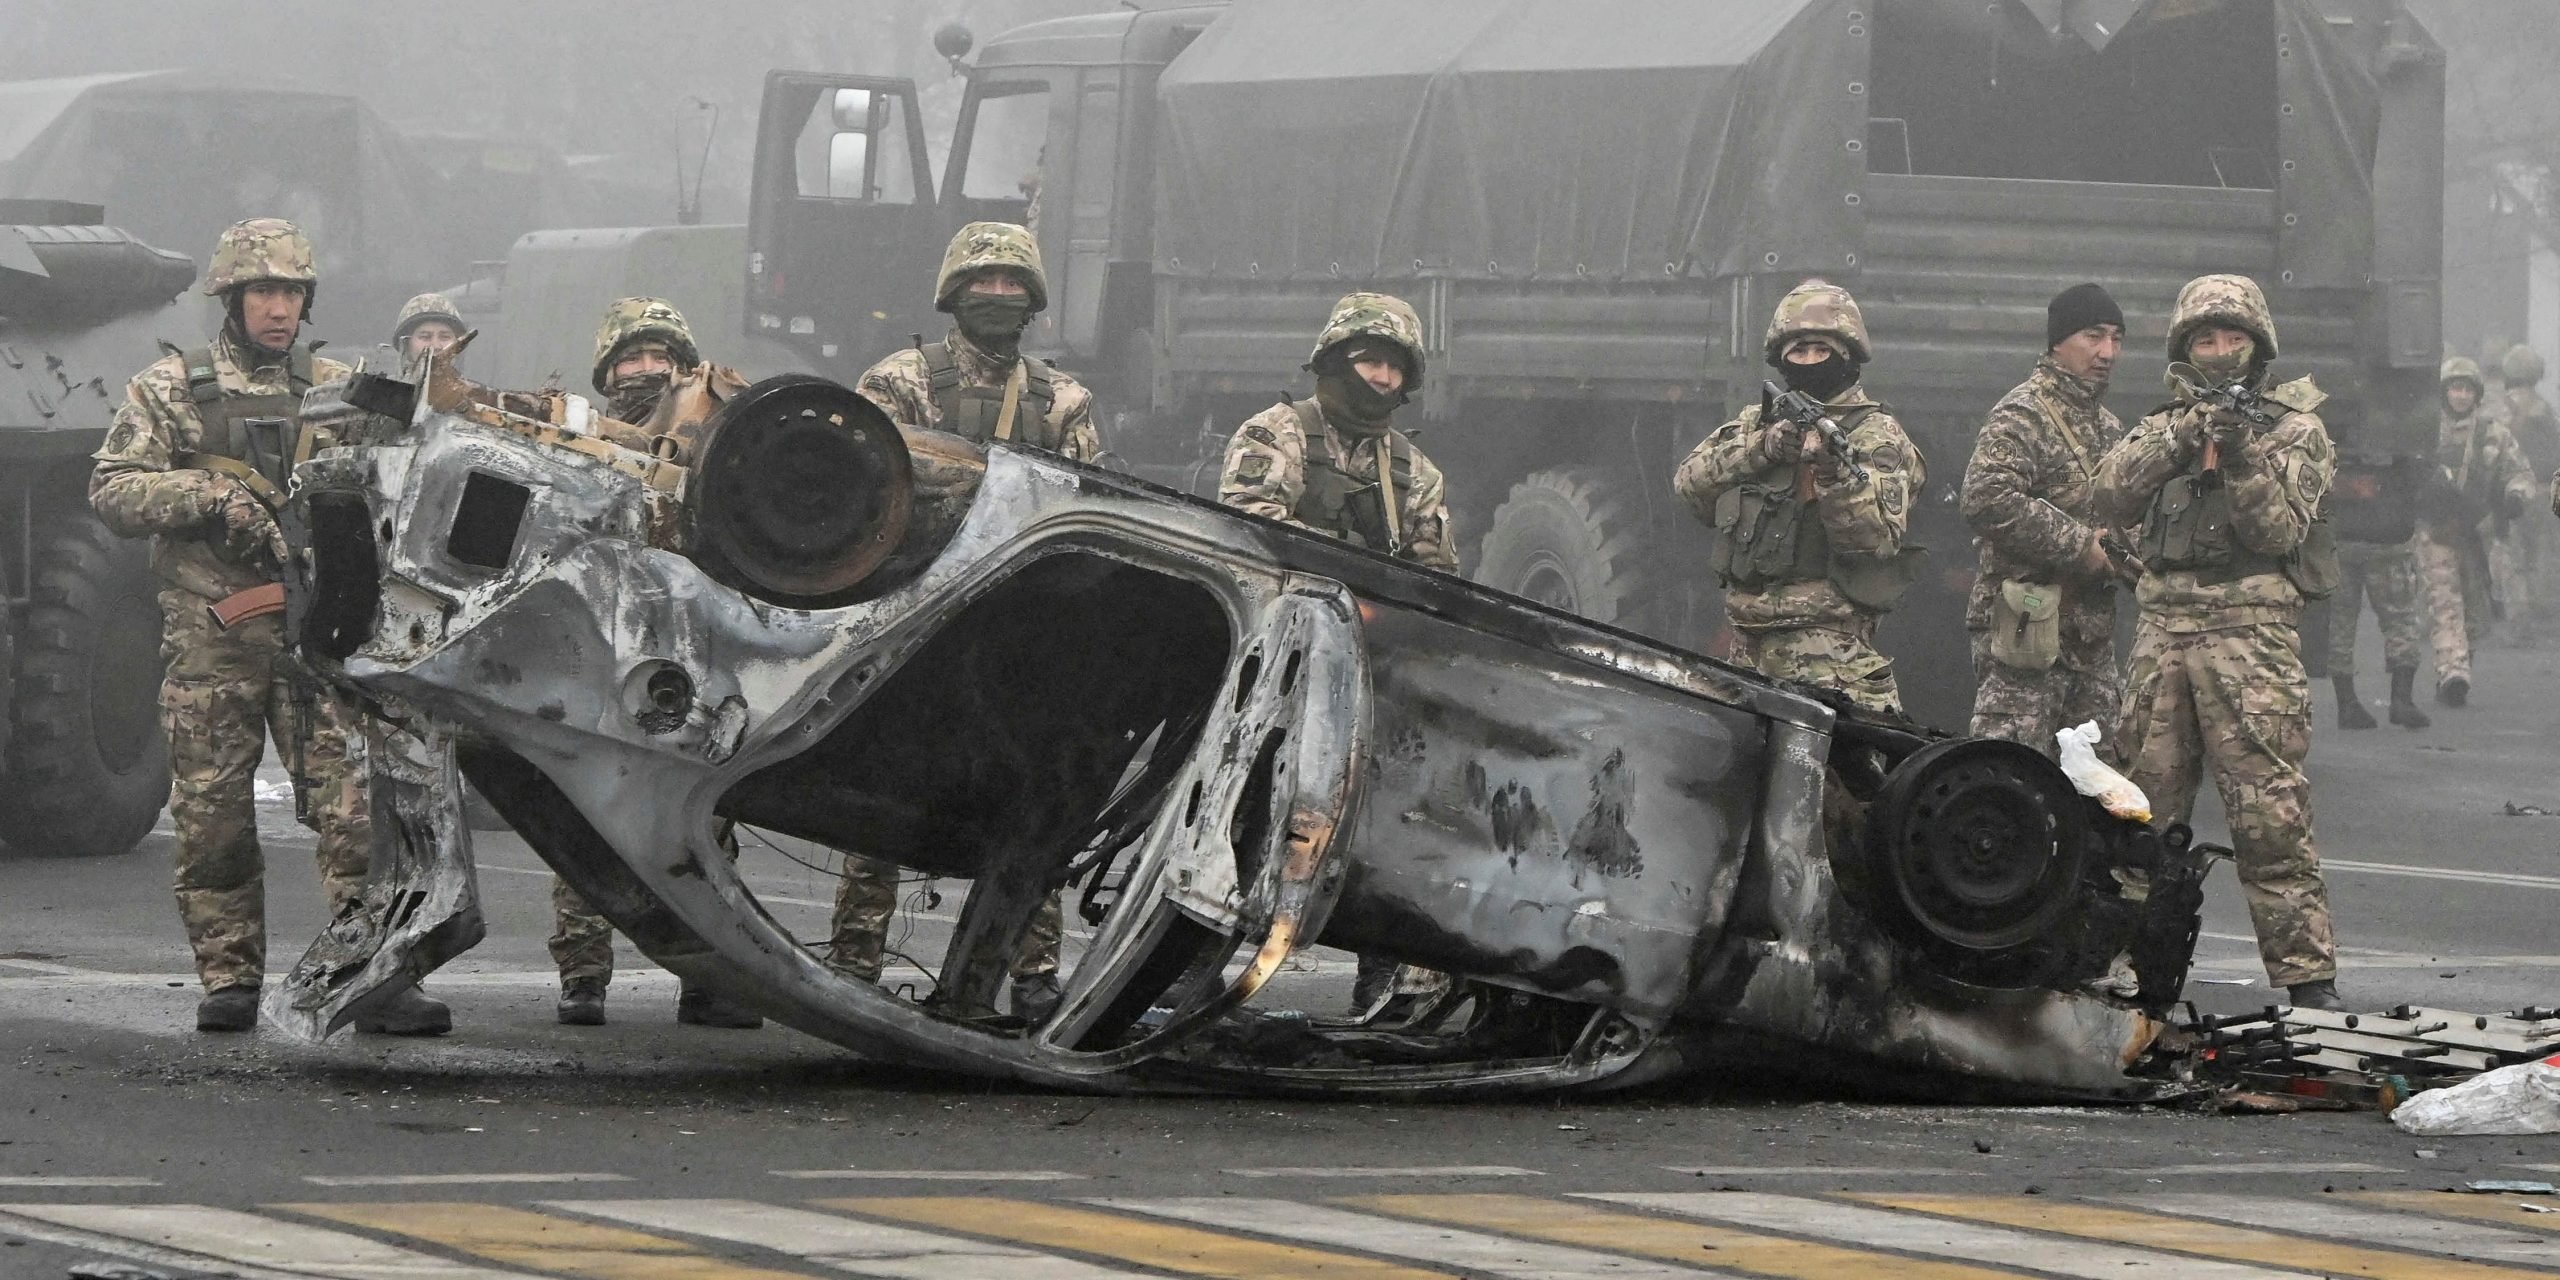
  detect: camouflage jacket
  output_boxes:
[1675,384,1925,632]
[91,332,352,602]
[1960,358,2127,645]
[2436,405,2536,536]
[856,327,1100,462]
[2092,378,2334,631]
[1218,400,1458,572]
[2498,385,2560,478]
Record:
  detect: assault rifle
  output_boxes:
[2163,361,2285,481]
[1760,381,1868,486]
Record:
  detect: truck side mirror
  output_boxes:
[830,87,875,131]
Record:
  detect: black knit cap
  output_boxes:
[2046,282,2125,350]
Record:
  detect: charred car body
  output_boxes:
[272,358,2212,1099]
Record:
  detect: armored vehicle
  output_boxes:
[0,201,185,857]
[747,0,2444,727]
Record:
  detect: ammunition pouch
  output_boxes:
[1988,578,2063,671]
[923,340,1057,447]
[1709,480,1828,591]
[2286,511,2340,602]
[1287,398,1414,555]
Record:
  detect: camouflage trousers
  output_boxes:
[2114,618,2337,987]
[2326,538,2425,676]
[826,854,1062,983]
[548,821,743,985]
[1729,618,1900,715]
[2416,529,2483,685]
[1966,628,2120,759]
[158,590,369,993]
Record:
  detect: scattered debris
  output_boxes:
[2501,802,2560,817]
[2187,1005,2560,1118]
[2458,1180,2556,1194]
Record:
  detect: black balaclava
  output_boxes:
[1312,342,1409,437]
[1776,346,1859,401]
[951,283,1035,360]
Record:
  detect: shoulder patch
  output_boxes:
[2263,375,2326,414]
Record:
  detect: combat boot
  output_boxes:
[2436,673,2470,707]
[2387,666,2431,729]
[354,983,453,1036]
[1010,972,1065,1022]
[2331,674,2376,731]
[557,978,607,1026]
[195,984,259,1033]
[676,982,763,1029]
[2286,979,2347,1012]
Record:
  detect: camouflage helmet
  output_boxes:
[1763,279,1870,364]
[589,297,700,395]
[393,292,465,344]
[2440,355,2485,392]
[2166,273,2278,362]
[933,221,1047,312]
[2502,343,2545,387]
[202,217,317,297]
[1307,291,1426,389]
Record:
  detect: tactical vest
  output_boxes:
[1706,404,1916,609]
[921,340,1057,449]
[179,343,319,506]
[2134,451,2339,600]
[1284,398,1419,559]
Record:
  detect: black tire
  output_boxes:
[0,509,169,858]
[1475,468,1659,627]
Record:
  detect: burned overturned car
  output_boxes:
[269,357,2212,1099]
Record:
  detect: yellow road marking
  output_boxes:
[2347,1192,2560,1236]
[1856,1193,2560,1280]
[1347,1192,2034,1279]
[279,1202,823,1279]
[822,1196,1456,1279]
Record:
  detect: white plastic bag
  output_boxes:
[2056,721,2151,822]
[2391,1056,2560,1136]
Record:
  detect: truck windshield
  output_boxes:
[959,82,1052,204]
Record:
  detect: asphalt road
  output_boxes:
[3,635,2558,1277]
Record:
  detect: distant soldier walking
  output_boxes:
[2494,343,2559,639]
[89,219,447,1035]
[2322,387,2431,731]
[2418,356,2533,705]
[1960,283,2133,755]
[846,222,1099,1021]
[2092,273,2345,1011]
[1676,280,1926,715]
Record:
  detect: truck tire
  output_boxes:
[1476,469,1658,628]
[0,511,169,858]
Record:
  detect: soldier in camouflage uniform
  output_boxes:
[2091,273,2345,1010]
[1218,292,1458,572]
[549,297,765,1031]
[2417,356,2535,705]
[393,292,466,367]
[846,224,1096,1021]
[1961,283,2133,756]
[2323,384,2432,731]
[1676,280,1927,716]
[2495,344,2559,639]
[90,220,448,1035]
[1220,290,1456,1014]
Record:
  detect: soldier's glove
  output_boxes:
[2170,404,2213,451]
[1758,417,1806,466]
[216,483,285,566]
[2500,489,2528,522]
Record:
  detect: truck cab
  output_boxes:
[746,7,1220,388]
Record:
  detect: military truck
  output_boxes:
[0,201,184,857]
[747,0,2444,727]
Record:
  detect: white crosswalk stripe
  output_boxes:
[1104,1196,1731,1278]
[2110,1193,2560,1267]
[1586,1192,2326,1279]
[0,1203,541,1279]
[553,1198,1151,1278]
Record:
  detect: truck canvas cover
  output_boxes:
[1153,0,2391,288]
